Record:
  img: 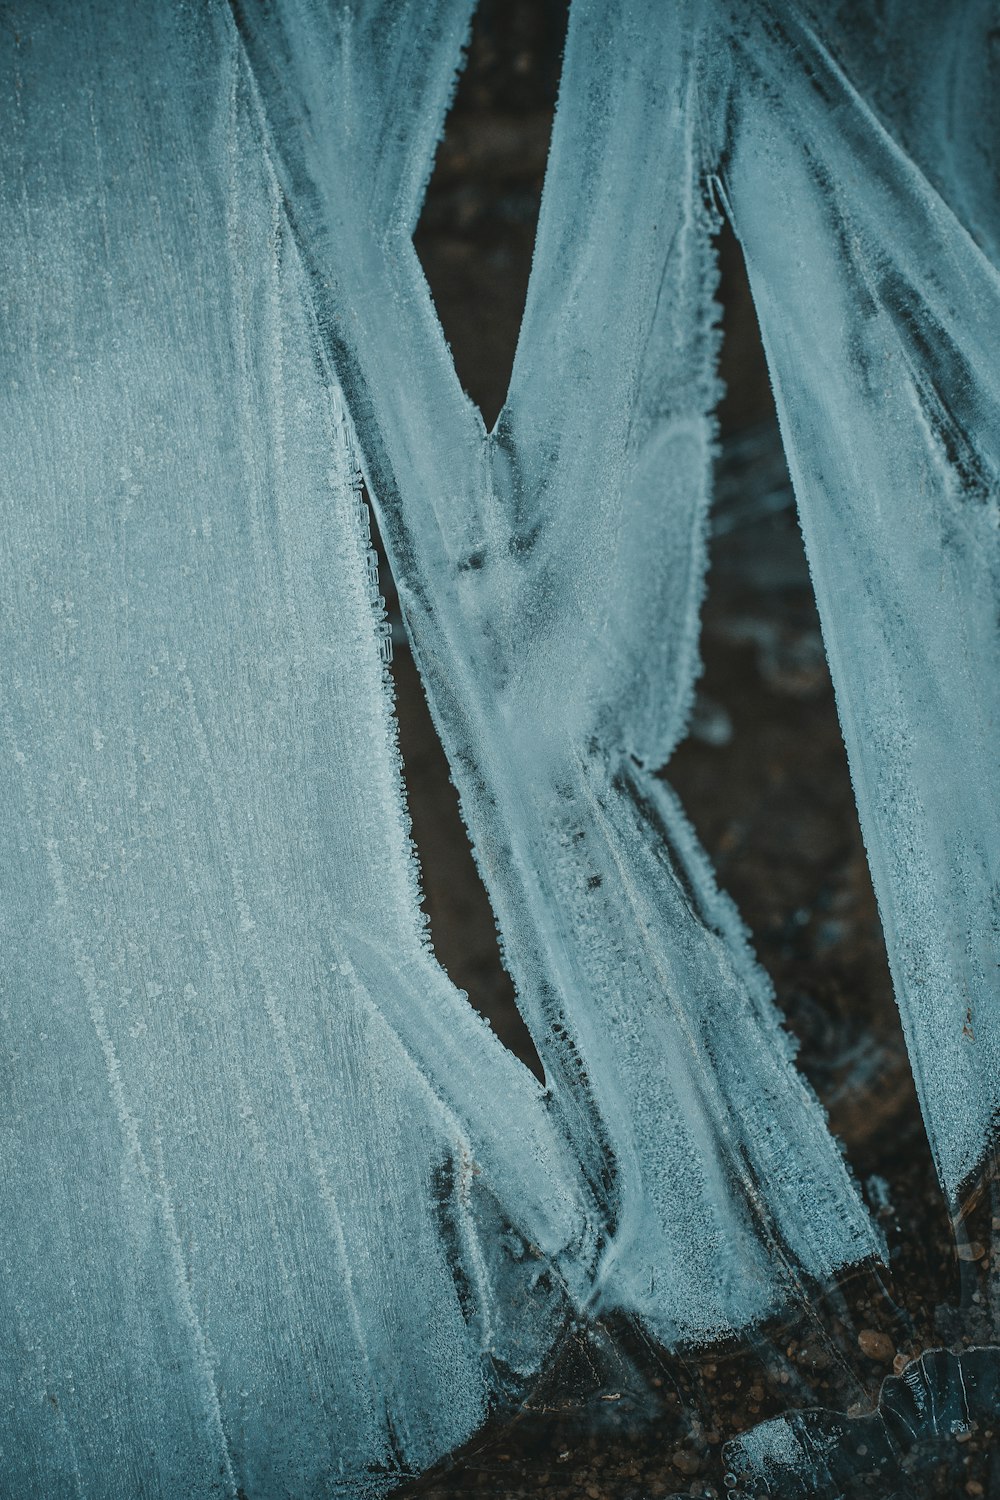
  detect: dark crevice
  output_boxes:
[413,0,569,430]
[393,4,574,1074]
[669,223,927,1195]
[370,503,544,1080]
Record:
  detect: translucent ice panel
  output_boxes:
[0,5,583,1493]
[719,0,1000,1200]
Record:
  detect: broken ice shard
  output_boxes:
[235,0,882,1350]
[718,0,1000,1201]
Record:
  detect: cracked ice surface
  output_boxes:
[0,0,996,1494]
[234,0,883,1345]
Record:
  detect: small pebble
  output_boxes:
[892,1351,916,1375]
[957,1241,986,1262]
[857,1329,895,1362]
[672,1449,700,1476]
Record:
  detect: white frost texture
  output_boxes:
[0,0,995,1495]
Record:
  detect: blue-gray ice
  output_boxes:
[715,0,1000,1200]
[0,0,995,1495]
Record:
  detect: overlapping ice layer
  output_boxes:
[235,0,883,1341]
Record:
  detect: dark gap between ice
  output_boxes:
[413,0,569,430]
[370,502,545,1080]
[669,222,930,1199]
[387,2,572,1074]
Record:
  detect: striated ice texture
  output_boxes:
[0,5,586,1493]
[715,0,1000,1201]
[0,0,995,1493]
